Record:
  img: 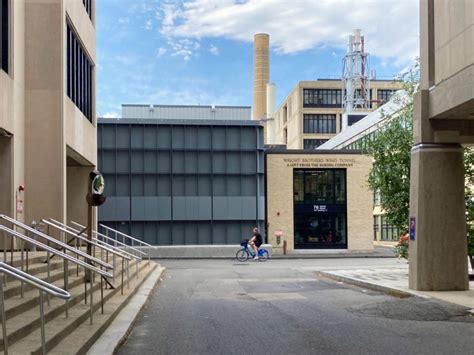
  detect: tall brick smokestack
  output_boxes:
[252,33,269,120]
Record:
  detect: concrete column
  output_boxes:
[409,143,469,291]
[24,0,65,227]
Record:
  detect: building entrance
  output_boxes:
[293,169,347,249]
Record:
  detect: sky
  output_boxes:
[96,0,420,118]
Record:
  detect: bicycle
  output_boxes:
[236,240,270,262]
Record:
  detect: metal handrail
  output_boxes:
[43,219,133,262]
[0,262,71,354]
[0,224,112,340]
[99,223,154,248]
[69,221,145,282]
[0,261,70,298]
[70,221,146,257]
[42,219,132,293]
[0,214,112,270]
[99,224,154,264]
[55,220,142,260]
[0,226,111,278]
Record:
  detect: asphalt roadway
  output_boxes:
[118,258,474,355]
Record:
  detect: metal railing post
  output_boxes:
[46,249,50,306]
[64,258,69,318]
[39,290,46,355]
[127,260,130,289]
[90,276,93,325]
[100,276,104,314]
[20,239,24,298]
[0,275,8,355]
[121,258,124,295]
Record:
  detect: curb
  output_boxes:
[87,266,166,355]
[152,255,395,260]
[315,271,412,298]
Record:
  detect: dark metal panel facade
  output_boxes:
[97,120,265,245]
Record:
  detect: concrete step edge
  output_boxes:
[1,260,142,350]
[7,262,153,354]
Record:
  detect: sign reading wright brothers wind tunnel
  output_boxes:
[283,157,356,168]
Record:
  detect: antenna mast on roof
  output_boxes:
[342,29,371,113]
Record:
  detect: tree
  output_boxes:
[464,148,474,267]
[365,63,418,232]
[366,61,474,268]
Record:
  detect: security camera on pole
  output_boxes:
[85,171,106,281]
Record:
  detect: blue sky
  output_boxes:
[96,0,419,118]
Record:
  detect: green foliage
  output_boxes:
[365,63,418,232]
[365,60,474,260]
[464,147,474,258]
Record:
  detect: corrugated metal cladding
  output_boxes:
[97,119,265,245]
[121,104,251,121]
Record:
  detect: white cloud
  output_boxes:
[156,47,167,57]
[209,44,219,55]
[118,17,130,25]
[158,0,419,67]
[167,38,201,61]
[102,111,119,119]
[145,19,153,30]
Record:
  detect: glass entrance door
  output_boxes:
[293,169,347,249]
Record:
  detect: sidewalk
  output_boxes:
[318,265,474,310]
[150,245,395,259]
[272,246,394,259]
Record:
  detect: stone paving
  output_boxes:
[320,265,474,309]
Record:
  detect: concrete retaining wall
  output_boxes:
[140,244,273,259]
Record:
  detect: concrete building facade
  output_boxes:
[0,0,97,245]
[409,0,474,291]
[97,119,265,245]
[266,151,373,254]
[272,79,403,149]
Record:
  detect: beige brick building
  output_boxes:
[0,0,97,246]
[266,151,373,253]
[271,79,403,149]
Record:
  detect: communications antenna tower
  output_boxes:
[342,29,371,124]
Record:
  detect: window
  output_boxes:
[67,22,93,122]
[381,216,401,241]
[83,0,92,20]
[347,114,366,126]
[373,216,380,241]
[303,139,328,150]
[303,114,336,134]
[294,169,346,205]
[303,89,342,108]
[378,89,395,104]
[0,0,9,74]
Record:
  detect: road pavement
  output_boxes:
[118,258,474,355]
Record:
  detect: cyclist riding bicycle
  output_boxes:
[248,227,263,260]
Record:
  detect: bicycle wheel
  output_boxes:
[236,248,249,262]
[258,249,269,262]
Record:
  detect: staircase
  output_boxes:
[0,216,160,355]
[0,251,158,354]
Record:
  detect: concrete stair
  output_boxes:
[0,251,159,354]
